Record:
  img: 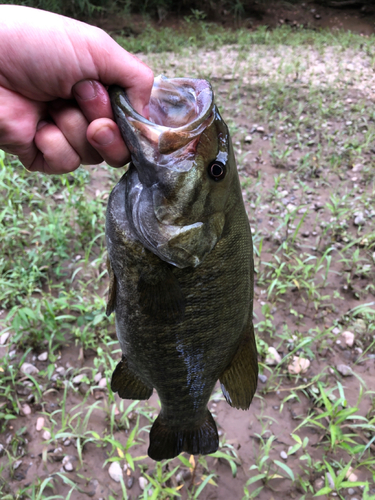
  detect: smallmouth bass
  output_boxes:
[106,76,258,461]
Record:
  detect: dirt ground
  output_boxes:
[1,7,375,500]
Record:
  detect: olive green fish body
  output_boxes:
[106,77,258,460]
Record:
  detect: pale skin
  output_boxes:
[0,5,154,174]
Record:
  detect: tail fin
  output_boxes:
[148,410,219,461]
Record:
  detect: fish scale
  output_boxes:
[106,76,258,461]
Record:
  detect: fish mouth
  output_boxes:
[109,76,215,174]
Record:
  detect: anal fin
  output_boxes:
[111,355,153,400]
[106,256,116,316]
[148,410,218,461]
[219,320,258,410]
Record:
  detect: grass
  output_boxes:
[1,20,375,500]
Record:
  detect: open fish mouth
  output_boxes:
[109,75,215,173]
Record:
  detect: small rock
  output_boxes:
[86,479,99,497]
[0,332,10,344]
[108,461,123,482]
[288,356,310,374]
[256,126,265,133]
[94,372,102,383]
[42,430,51,440]
[98,377,107,389]
[37,352,48,361]
[13,459,22,470]
[126,477,134,489]
[258,374,267,383]
[348,488,355,495]
[354,213,365,226]
[79,382,90,396]
[21,404,31,416]
[313,478,324,492]
[326,472,335,489]
[63,439,71,446]
[139,477,148,490]
[56,366,66,376]
[20,363,39,375]
[341,331,355,347]
[302,230,310,237]
[265,346,282,366]
[332,327,340,335]
[244,135,252,143]
[0,444,4,456]
[346,466,358,482]
[280,450,288,460]
[286,204,297,213]
[336,364,353,377]
[72,374,85,384]
[315,13,321,19]
[64,461,74,472]
[353,319,366,336]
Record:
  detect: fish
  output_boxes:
[106,75,258,461]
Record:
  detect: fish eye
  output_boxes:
[208,161,226,181]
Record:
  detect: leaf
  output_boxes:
[246,473,266,486]
[274,460,295,481]
[314,486,333,496]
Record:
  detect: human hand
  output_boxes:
[0,5,154,173]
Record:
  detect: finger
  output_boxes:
[73,80,113,123]
[0,86,47,168]
[87,118,130,168]
[48,99,102,165]
[32,122,81,174]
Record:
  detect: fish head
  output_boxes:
[110,76,239,268]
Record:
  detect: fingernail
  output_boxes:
[92,125,115,146]
[74,80,97,100]
[37,120,49,131]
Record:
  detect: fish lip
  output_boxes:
[109,76,215,175]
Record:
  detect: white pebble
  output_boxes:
[0,332,10,344]
[288,356,310,375]
[98,377,107,388]
[341,331,355,347]
[42,430,51,440]
[64,462,74,472]
[336,364,353,377]
[280,450,288,460]
[37,352,48,361]
[354,213,365,226]
[36,417,45,431]
[108,461,123,482]
[139,477,148,490]
[20,363,39,375]
[21,404,31,416]
[265,346,282,366]
[72,374,85,384]
[94,372,102,383]
[13,459,22,470]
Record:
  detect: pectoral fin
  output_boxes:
[111,356,153,400]
[106,256,116,316]
[138,265,185,323]
[219,320,258,410]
